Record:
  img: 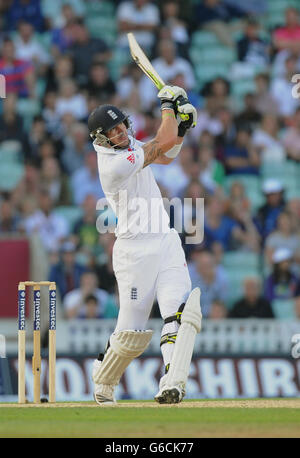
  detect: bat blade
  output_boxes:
[127,32,165,90]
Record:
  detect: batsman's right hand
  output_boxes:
[158,85,188,111]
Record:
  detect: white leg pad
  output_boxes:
[92,330,153,385]
[165,288,202,388]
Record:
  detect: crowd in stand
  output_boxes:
[0,0,300,320]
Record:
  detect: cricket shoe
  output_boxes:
[92,359,116,405]
[154,375,186,404]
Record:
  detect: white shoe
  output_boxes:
[92,359,116,405]
[154,374,186,404]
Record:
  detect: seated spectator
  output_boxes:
[45,55,74,93]
[273,7,300,54]
[0,93,30,155]
[72,194,99,254]
[0,37,35,98]
[50,3,78,57]
[198,145,225,192]
[252,114,285,163]
[69,20,111,86]
[254,179,285,242]
[27,116,49,159]
[265,211,300,267]
[63,270,118,319]
[85,63,116,102]
[225,181,261,252]
[61,122,91,174]
[77,294,102,319]
[42,90,62,138]
[237,18,270,67]
[189,250,228,317]
[286,198,300,234]
[194,0,246,48]
[253,73,279,116]
[40,157,71,206]
[229,276,274,318]
[12,159,41,205]
[203,78,232,116]
[14,20,51,76]
[150,39,195,91]
[208,300,228,319]
[55,78,88,121]
[48,241,87,299]
[3,0,44,32]
[161,1,189,59]
[71,151,105,205]
[235,93,262,131]
[0,197,20,233]
[215,107,237,160]
[264,248,299,302]
[204,195,240,250]
[271,54,300,119]
[224,125,260,175]
[20,189,69,252]
[282,107,300,162]
[117,0,160,53]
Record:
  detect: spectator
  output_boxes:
[161,1,190,59]
[117,62,156,111]
[85,63,116,102]
[203,77,232,116]
[14,20,51,75]
[237,18,270,67]
[264,211,300,267]
[271,54,300,119]
[27,116,49,159]
[252,114,285,163]
[198,145,225,192]
[0,93,30,154]
[150,39,195,91]
[42,90,62,138]
[189,250,228,317]
[63,270,118,319]
[94,232,117,294]
[69,20,110,86]
[229,277,274,318]
[254,179,285,242]
[235,93,262,131]
[194,0,246,48]
[48,240,87,299]
[282,107,300,162]
[117,0,160,52]
[208,300,228,319]
[224,125,260,175]
[50,3,78,56]
[204,195,240,250]
[55,78,88,121]
[4,0,44,32]
[72,194,99,254]
[253,73,279,116]
[40,157,71,206]
[20,189,69,252]
[70,151,105,205]
[77,294,102,319]
[0,198,20,233]
[264,248,299,302]
[45,55,74,93]
[273,7,300,54]
[0,37,35,98]
[61,122,91,174]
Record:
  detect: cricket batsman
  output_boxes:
[88,85,202,404]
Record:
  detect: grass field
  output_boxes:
[1,399,300,438]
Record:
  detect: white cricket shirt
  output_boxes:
[94,136,170,239]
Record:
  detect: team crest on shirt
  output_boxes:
[127,153,135,164]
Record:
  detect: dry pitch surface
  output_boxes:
[1,399,300,438]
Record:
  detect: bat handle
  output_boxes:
[176,96,190,122]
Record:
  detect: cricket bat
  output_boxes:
[127,32,189,121]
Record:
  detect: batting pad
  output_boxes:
[166,288,202,387]
[93,330,153,385]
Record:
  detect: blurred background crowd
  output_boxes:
[0,0,300,322]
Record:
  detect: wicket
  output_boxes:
[18,281,56,404]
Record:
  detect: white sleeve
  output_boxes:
[111,147,145,183]
[164,143,182,159]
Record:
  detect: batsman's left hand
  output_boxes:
[176,98,197,128]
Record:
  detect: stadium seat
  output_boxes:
[0,163,24,191]
[225,268,260,308]
[85,0,114,17]
[191,31,220,48]
[53,206,83,232]
[0,140,22,164]
[224,175,264,212]
[16,99,41,130]
[223,251,261,271]
[271,299,296,319]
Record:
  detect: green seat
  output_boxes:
[0,140,22,164]
[195,63,229,85]
[191,46,236,65]
[232,78,256,97]
[271,299,296,319]
[225,268,260,308]
[192,31,220,47]
[223,251,261,271]
[53,206,83,232]
[224,175,264,212]
[16,99,41,130]
[85,0,114,16]
[0,163,24,191]
[85,16,116,42]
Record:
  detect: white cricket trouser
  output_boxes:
[113,228,191,331]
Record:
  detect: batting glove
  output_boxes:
[158,85,188,111]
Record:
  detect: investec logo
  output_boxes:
[19,291,26,330]
[49,291,56,330]
[34,291,41,330]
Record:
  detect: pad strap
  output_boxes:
[164,303,185,325]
